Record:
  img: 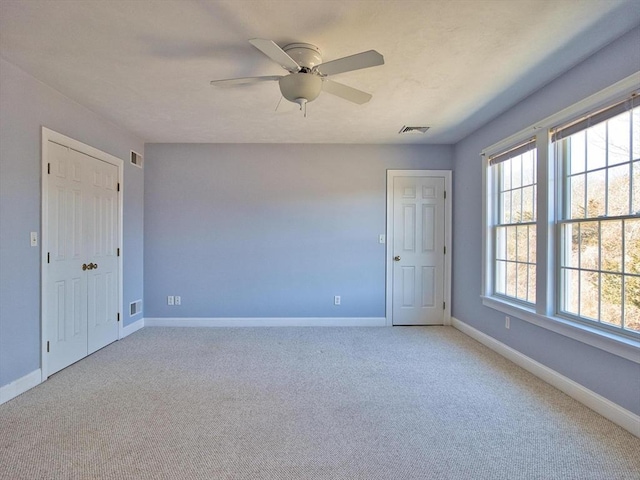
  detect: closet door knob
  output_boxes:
[82,263,88,271]
[394,256,401,261]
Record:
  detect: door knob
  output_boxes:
[91,263,98,270]
[394,256,401,261]
[82,263,88,271]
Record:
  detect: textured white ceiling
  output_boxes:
[1,0,638,144]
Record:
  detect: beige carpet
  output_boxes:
[1,326,638,479]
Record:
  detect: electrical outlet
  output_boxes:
[167,296,174,306]
[175,296,181,305]
[334,295,341,305]
[505,316,510,329]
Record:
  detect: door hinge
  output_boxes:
[47,163,51,174]
[47,252,50,263]
[117,313,120,322]
[117,248,120,257]
[47,341,50,353]
[443,302,446,310]
[444,246,446,255]
[117,182,120,192]
[444,190,446,199]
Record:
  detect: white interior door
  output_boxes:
[46,142,89,374]
[83,151,119,354]
[45,141,119,375]
[389,173,447,326]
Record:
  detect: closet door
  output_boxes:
[46,142,119,375]
[46,142,89,375]
[84,152,119,354]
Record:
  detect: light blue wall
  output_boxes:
[452,27,640,414]
[144,143,452,318]
[0,59,145,388]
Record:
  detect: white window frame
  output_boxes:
[488,139,538,306]
[481,72,640,363]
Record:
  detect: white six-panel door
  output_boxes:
[45,138,120,376]
[387,171,451,326]
[83,150,119,354]
[46,142,89,374]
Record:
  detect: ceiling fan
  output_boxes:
[210,39,384,114]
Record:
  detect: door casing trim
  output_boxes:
[385,170,452,327]
[40,127,124,380]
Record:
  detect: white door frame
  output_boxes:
[41,127,124,380]
[386,170,452,327]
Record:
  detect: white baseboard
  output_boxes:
[145,317,386,328]
[452,317,640,438]
[121,317,145,337]
[0,369,42,405]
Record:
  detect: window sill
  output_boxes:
[481,295,640,364]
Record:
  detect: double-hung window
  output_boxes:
[490,140,537,304]
[555,98,640,334]
[483,78,640,348]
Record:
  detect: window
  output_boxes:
[482,81,640,348]
[490,140,537,304]
[555,99,640,334]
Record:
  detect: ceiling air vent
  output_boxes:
[130,150,143,168]
[398,126,430,134]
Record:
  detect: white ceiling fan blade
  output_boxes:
[210,76,282,87]
[322,79,372,105]
[249,38,301,73]
[316,50,384,76]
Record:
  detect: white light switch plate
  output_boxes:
[30,232,38,247]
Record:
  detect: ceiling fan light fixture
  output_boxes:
[279,73,322,105]
[211,39,384,110]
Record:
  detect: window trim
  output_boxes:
[491,139,538,304]
[481,71,640,363]
[480,295,640,363]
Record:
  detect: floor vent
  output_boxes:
[398,126,430,134]
[130,299,142,317]
[130,151,143,168]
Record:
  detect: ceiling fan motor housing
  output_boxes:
[279,73,323,104]
[282,43,322,69]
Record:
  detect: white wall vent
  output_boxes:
[398,126,430,134]
[130,151,143,168]
[130,299,142,317]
